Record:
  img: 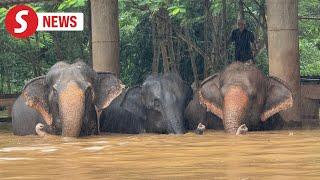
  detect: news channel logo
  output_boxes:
[5,4,83,38]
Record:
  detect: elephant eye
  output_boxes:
[250,93,257,100]
[154,99,161,108]
[86,85,92,92]
[85,85,95,100]
[52,86,58,96]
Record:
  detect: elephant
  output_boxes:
[185,95,224,131]
[99,88,146,134]
[99,73,192,134]
[197,61,293,134]
[185,88,285,132]
[12,61,124,137]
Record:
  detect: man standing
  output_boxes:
[228,19,257,62]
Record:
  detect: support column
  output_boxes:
[267,0,301,123]
[91,0,120,76]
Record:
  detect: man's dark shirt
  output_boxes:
[229,28,255,62]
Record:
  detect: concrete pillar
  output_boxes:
[91,0,120,76]
[267,0,301,123]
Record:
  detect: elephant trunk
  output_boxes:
[223,86,248,134]
[59,82,85,137]
[163,107,185,134]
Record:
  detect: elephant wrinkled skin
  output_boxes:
[12,61,124,137]
[197,62,293,134]
[100,73,192,134]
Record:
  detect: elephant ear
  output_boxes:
[94,72,125,111]
[120,86,146,120]
[198,73,223,119]
[261,76,293,122]
[22,76,53,126]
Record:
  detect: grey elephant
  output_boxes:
[197,61,293,134]
[99,88,146,134]
[12,61,124,137]
[185,95,223,130]
[99,73,192,134]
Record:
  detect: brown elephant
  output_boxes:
[198,61,293,134]
[12,61,124,137]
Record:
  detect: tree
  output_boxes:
[0,0,319,94]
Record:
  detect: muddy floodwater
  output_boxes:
[0,123,320,179]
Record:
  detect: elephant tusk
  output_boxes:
[236,124,248,135]
[195,123,206,135]
[35,123,57,138]
[120,84,126,89]
[35,123,47,137]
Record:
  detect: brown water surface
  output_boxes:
[0,123,319,179]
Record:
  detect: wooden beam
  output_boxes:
[0,94,19,99]
[301,85,320,100]
[0,98,16,107]
[299,16,320,20]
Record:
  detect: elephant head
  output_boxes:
[121,73,191,134]
[198,62,293,134]
[22,61,124,137]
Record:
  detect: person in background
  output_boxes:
[228,19,257,63]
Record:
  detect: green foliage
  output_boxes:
[298,0,320,76]
[120,14,153,86]
[58,0,86,10]
[300,39,320,76]
[255,49,269,75]
[0,0,319,94]
[118,0,319,85]
[0,1,90,94]
[168,5,186,16]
